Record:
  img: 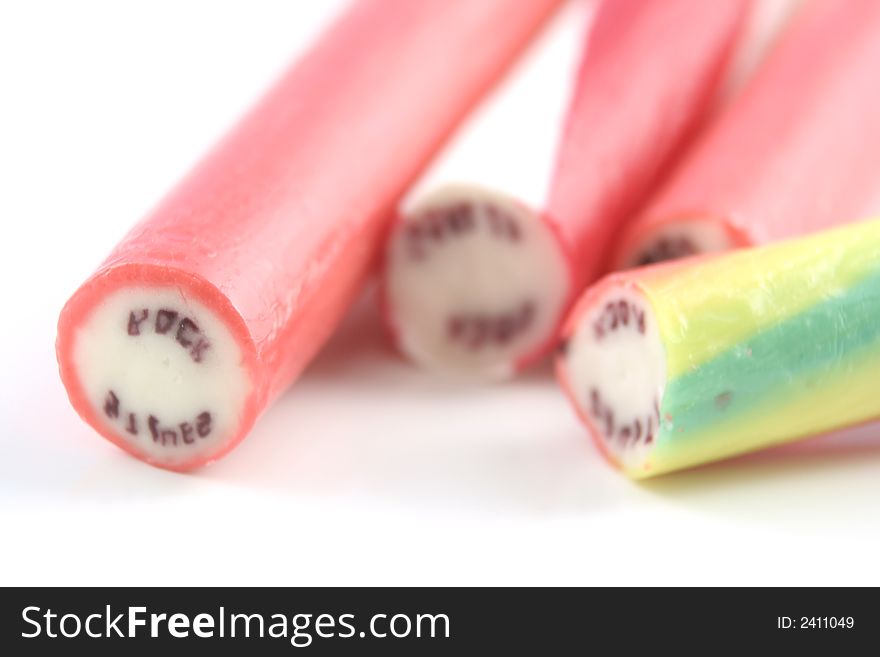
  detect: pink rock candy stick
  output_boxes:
[614,0,880,268]
[56,0,561,470]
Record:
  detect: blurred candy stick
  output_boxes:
[614,0,880,268]
[715,0,806,105]
[381,0,749,380]
[56,0,561,470]
[558,219,880,478]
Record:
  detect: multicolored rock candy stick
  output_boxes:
[614,0,880,268]
[558,220,880,478]
[381,0,748,380]
[56,0,561,470]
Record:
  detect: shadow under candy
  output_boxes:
[639,421,880,532]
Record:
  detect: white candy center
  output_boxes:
[386,185,570,379]
[564,286,666,469]
[72,287,250,465]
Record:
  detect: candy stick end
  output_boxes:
[616,215,746,269]
[383,184,572,380]
[57,265,260,471]
[557,278,666,476]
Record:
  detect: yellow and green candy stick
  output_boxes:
[557,219,880,478]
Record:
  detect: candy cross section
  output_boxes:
[558,219,880,478]
[70,284,251,467]
[385,186,570,379]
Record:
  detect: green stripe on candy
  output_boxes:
[649,266,880,472]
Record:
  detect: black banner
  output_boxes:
[0,587,874,653]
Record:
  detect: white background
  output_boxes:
[1,0,879,586]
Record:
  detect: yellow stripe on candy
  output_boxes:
[634,338,880,478]
[642,220,880,380]
[559,218,880,478]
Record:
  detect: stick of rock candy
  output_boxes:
[614,0,880,268]
[56,0,561,470]
[381,0,749,380]
[559,220,880,478]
